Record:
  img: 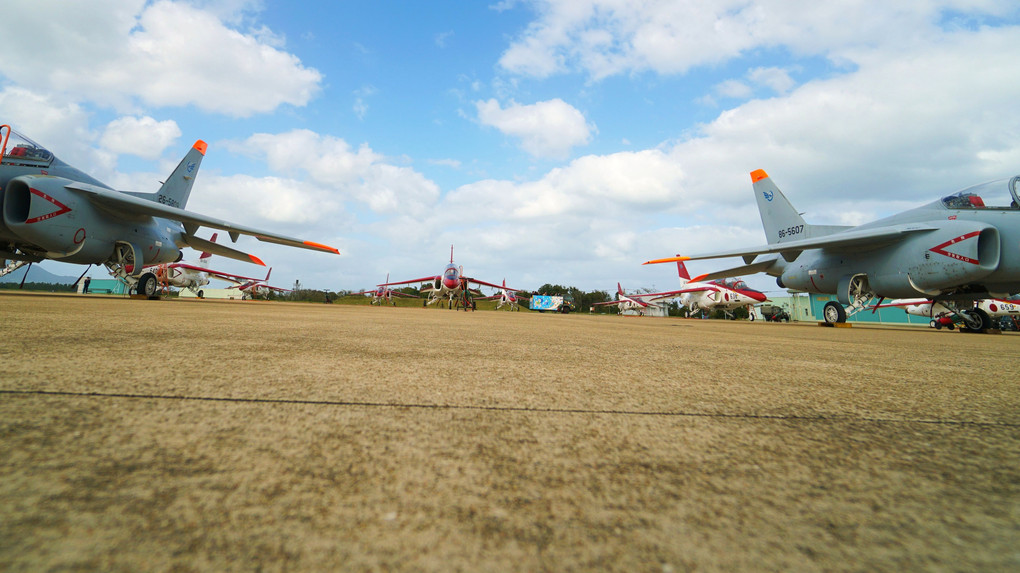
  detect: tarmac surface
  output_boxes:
[1,292,1018,571]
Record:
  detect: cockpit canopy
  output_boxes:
[711,277,751,291]
[0,127,54,167]
[941,176,1020,209]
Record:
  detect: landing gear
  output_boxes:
[960,308,992,333]
[105,241,157,297]
[823,301,847,324]
[839,274,877,320]
[135,272,158,297]
[0,259,32,279]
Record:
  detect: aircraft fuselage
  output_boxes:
[3,174,184,266]
[775,203,1019,300]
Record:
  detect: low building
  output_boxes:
[79,278,128,295]
[807,293,927,326]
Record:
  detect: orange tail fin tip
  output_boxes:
[750,169,768,183]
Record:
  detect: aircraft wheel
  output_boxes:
[930,319,939,329]
[961,308,992,333]
[197,290,204,299]
[748,313,755,321]
[137,272,158,297]
[822,301,847,324]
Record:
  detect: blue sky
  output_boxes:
[3,0,1020,295]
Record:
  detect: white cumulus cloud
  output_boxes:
[0,0,322,117]
[100,116,182,159]
[475,98,594,159]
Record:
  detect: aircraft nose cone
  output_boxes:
[443,277,459,289]
[749,290,767,302]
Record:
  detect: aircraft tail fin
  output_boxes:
[751,170,808,245]
[199,233,217,263]
[676,259,691,284]
[153,140,206,209]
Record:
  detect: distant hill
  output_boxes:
[0,264,79,285]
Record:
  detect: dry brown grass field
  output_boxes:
[1,292,1018,572]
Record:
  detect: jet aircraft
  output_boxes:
[476,279,529,310]
[594,260,766,317]
[354,273,421,305]
[645,169,1020,332]
[876,297,1020,329]
[379,245,518,309]
[226,268,289,300]
[591,282,685,315]
[671,260,768,318]
[0,125,338,296]
[149,233,220,297]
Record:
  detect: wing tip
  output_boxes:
[750,169,768,183]
[249,254,266,266]
[643,256,690,265]
[304,241,340,255]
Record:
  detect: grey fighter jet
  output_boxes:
[645,169,1020,332]
[0,124,338,296]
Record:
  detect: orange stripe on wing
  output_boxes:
[305,241,340,254]
[643,256,689,265]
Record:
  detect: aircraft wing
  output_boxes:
[872,298,929,308]
[379,276,439,287]
[593,296,648,307]
[466,277,521,291]
[65,182,340,256]
[644,223,939,265]
[180,233,267,266]
[204,268,270,286]
[160,262,265,285]
[389,291,421,298]
[678,257,784,282]
[629,289,689,302]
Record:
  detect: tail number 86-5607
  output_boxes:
[777,225,804,240]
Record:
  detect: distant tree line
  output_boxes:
[0,281,76,292]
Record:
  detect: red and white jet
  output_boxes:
[225,268,290,300]
[148,233,265,297]
[591,282,688,315]
[876,297,1020,329]
[379,245,519,310]
[354,274,421,306]
[476,279,530,310]
[674,260,768,317]
[595,260,767,317]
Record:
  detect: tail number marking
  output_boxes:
[777,225,804,240]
